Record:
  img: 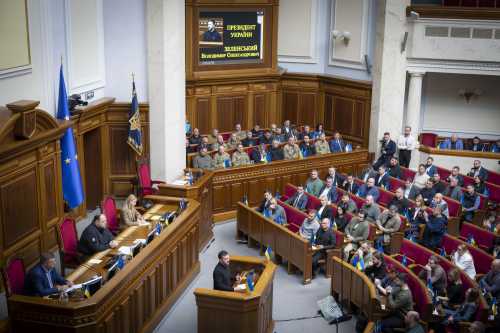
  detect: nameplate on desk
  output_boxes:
[171,180,188,186]
[118,246,132,256]
[88,259,102,265]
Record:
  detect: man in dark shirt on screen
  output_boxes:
[202,19,222,42]
[213,250,241,291]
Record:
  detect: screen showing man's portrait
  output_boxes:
[199,18,224,47]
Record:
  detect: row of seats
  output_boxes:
[420,132,500,153]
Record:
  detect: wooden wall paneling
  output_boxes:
[83,127,104,209]
[298,92,317,126]
[253,94,267,127]
[217,96,235,132]
[282,91,299,125]
[324,94,334,131]
[195,97,211,134]
[233,96,246,129]
[333,96,355,137]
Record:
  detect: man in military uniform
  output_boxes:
[227,133,241,149]
[207,128,219,145]
[232,144,251,167]
[77,214,118,257]
[211,134,228,152]
[192,147,214,170]
[314,133,331,155]
[233,123,246,141]
[213,146,231,169]
[283,137,300,160]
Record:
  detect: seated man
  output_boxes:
[213,250,242,292]
[251,124,263,138]
[285,184,308,210]
[419,180,436,206]
[467,136,484,152]
[312,218,336,276]
[314,133,331,155]
[362,194,381,223]
[305,169,324,197]
[342,174,359,194]
[388,157,402,179]
[350,241,374,269]
[78,214,118,257]
[424,156,437,177]
[404,311,425,333]
[389,187,410,215]
[231,144,250,167]
[241,131,256,147]
[432,173,446,194]
[317,195,333,221]
[479,259,500,300]
[343,210,370,260]
[440,288,480,331]
[467,159,488,182]
[318,177,338,203]
[211,134,228,151]
[197,136,210,152]
[443,177,463,202]
[375,165,390,189]
[461,184,480,222]
[380,272,414,333]
[298,125,315,140]
[227,132,241,149]
[414,164,431,191]
[441,134,464,150]
[268,198,287,225]
[273,127,285,143]
[233,123,246,141]
[338,193,357,214]
[325,167,344,187]
[192,147,213,170]
[446,166,464,187]
[250,143,268,164]
[364,251,386,282]
[281,119,295,140]
[375,265,398,296]
[329,131,346,153]
[430,193,449,219]
[207,128,218,145]
[257,190,273,213]
[357,177,380,202]
[375,205,402,246]
[421,206,447,251]
[189,127,202,145]
[213,145,231,169]
[490,139,500,153]
[418,255,447,296]
[283,137,300,160]
[452,244,476,279]
[260,130,273,145]
[269,140,284,161]
[299,209,320,240]
[299,135,316,157]
[24,252,73,296]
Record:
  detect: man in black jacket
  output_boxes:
[213,250,241,291]
[78,214,118,256]
[269,140,284,161]
[312,218,336,276]
[373,132,396,170]
[389,187,410,215]
[388,157,402,179]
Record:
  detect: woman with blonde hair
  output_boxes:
[121,194,147,227]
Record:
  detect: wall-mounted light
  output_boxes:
[409,10,420,20]
[458,89,483,103]
[331,30,351,45]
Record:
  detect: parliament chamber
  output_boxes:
[0,0,499,333]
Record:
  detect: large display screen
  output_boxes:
[198,11,264,65]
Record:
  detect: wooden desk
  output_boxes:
[194,256,276,333]
[158,168,214,248]
[8,196,201,333]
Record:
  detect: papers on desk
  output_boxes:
[380,304,386,310]
[171,179,187,186]
[149,215,161,222]
[66,284,82,293]
[134,239,147,246]
[88,259,102,265]
[234,284,246,291]
[118,246,132,256]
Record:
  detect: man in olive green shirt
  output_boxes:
[233,123,247,141]
[343,210,370,260]
[192,147,214,170]
[211,134,228,152]
[207,128,219,145]
[213,146,231,169]
[381,273,414,332]
[232,144,251,167]
[305,170,324,197]
[314,133,331,155]
[283,137,300,160]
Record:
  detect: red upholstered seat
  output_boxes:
[442,197,461,217]
[486,182,500,202]
[221,132,231,141]
[284,184,297,199]
[102,196,120,235]
[137,159,165,200]
[442,235,493,275]
[460,222,496,251]
[400,167,416,181]
[420,133,438,147]
[488,170,500,186]
[389,177,406,191]
[349,194,365,209]
[436,166,451,181]
[58,217,80,271]
[2,257,25,296]
[278,200,307,227]
[378,190,393,207]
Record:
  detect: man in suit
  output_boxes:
[446,166,464,187]
[213,250,241,292]
[251,124,263,139]
[388,157,402,179]
[241,131,256,147]
[197,136,210,152]
[273,127,285,143]
[250,143,268,164]
[373,132,396,170]
[467,136,484,152]
[441,134,464,150]
[285,185,308,210]
[269,198,287,225]
[269,140,284,161]
[298,125,315,140]
[424,157,437,176]
[467,160,488,181]
[329,131,346,153]
[357,177,380,202]
[281,119,295,140]
[299,135,316,157]
[325,167,345,187]
[305,170,324,197]
[444,177,463,202]
[24,252,73,296]
[257,190,273,213]
[317,195,333,221]
[78,214,118,257]
[261,130,273,145]
[342,174,360,194]
[318,177,338,203]
[375,165,390,189]
[490,139,500,152]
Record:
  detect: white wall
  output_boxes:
[103,0,148,102]
[421,73,500,138]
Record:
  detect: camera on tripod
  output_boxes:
[68,94,88,114]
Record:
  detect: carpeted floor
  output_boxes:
[154,219,356,333]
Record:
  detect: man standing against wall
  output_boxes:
[397,126,416,168]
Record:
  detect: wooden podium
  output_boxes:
[158,168,213,248]
[194,256,277,333]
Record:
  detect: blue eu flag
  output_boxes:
[57,65,84,209]
[127,78,143,155]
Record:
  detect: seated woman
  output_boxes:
[438,268,464,310]
[333,206,349,232]
[438,288,479,333]
[121,194,148,227]
[473,176,488,197]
